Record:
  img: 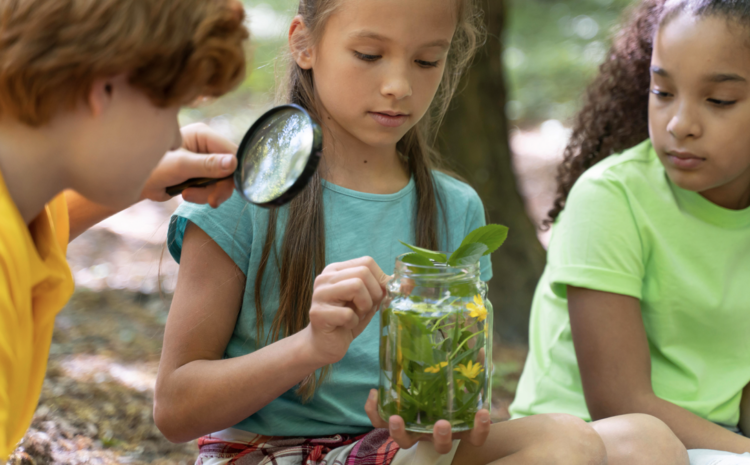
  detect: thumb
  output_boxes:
[179,152,237,179]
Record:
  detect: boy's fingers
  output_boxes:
[178,152,236,179]
[181,122,238,156]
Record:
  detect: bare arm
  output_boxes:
[568,286,750,453]
[154,222,388,443]
[740,382,750,435]
[153,223,323,442]
[65,190,119,240]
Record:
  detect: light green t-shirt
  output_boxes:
[510,140,750,426]
[168,171,492,436]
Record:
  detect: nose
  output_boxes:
[380,61,412,100]
[666,101,702,140]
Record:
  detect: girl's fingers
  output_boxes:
[365,389,388,428]
[388,415,423,450]
[463,409,491,447]
[309,304,359,331]
[326,266,384,304]
[325,257,389,286]
[431,420,453,454]
[315,278,374,315]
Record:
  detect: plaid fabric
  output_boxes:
[196,428,400,465]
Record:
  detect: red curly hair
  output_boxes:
[0,0,249,126]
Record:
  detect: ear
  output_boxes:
[289,15,314,70]
[87,77,115,118]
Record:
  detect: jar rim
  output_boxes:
[394,252,481,280]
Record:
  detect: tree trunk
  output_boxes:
[440,0,546,344]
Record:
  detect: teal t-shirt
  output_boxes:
[510,140,750,426]
[168,171,492,436]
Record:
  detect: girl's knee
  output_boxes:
[531,413,607,465]
[592,413,688,465]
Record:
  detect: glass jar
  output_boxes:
[378,254,492,433]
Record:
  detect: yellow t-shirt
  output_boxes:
[0,170,74,459]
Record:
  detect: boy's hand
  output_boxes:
[364,389,492,454]
[140,123,238,207]
[301,257,390,367]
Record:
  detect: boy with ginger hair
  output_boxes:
[0,0,249,458]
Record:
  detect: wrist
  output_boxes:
[288,327,330,371]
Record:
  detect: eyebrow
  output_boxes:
[349,30,450,49]
[651,66,747,83]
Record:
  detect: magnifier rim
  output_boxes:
[234,103,323,208]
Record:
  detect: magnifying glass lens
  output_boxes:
[239,107,314,204]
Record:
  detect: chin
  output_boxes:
[664,169,712,193]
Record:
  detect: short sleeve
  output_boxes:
[465,192,494,282]
[548,171,645,299]
[0,263,14,459]
[168,192,254,271]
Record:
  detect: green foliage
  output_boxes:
[379,306,489,431]
[459,224,509,256]
[447,243,488,267]
[505,0,633,125]
[400,224,508,269]
[399,242,447,263]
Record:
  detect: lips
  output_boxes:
[666,150,706,170]
[369,111,409,128]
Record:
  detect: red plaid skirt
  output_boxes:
[196,428,400,465]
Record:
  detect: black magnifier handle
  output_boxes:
[165,175,232,197]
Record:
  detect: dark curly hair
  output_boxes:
[546,0,750,226]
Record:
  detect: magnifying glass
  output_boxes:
[166,104,323,207]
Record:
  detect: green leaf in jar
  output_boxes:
[447,243,488,266]
[400,252,435,267]
[400,242,447,263]
[459,224,509,255]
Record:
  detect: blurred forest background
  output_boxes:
[11,0,632,463]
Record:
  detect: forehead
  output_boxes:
[653,13,750,80]
[326,0,458,43]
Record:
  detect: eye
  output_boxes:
[354,51,381,62]
[416,59,439,68]
[650,89,672,99]
[707,98,737,107]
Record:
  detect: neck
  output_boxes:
[0,117,71,224]
[318,112,410,195]
[698,165,750,210]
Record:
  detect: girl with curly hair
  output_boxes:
[511,0,750,463]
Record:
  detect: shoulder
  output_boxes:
[572,139,662,197]
[168,192,259,269]
[432,170,483,211]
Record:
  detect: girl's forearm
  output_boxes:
[154,329,322,443]
[633,393,750,452]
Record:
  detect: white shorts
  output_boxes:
[688,450,750,465]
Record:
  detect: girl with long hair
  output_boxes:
[154,0,683,463]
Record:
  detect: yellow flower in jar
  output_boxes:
[467,295,487,321]
[424,361,448,373]
[454,360,484,383]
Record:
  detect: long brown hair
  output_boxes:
[254,0,485,401]
[547,0,750,226]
